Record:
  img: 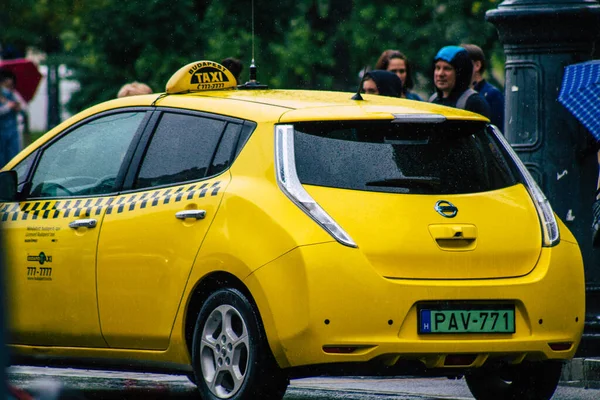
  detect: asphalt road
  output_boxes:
[6,366,600,399]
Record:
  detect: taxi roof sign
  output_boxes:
[166,61,237,94]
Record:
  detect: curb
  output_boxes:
[561,358,600,389]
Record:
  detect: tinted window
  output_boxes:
[235,122,256,158]
[207,122,240,176]
[135,113,226,189]
[12,151,36,186]
[294,121,520,195]
[29,112,145,198]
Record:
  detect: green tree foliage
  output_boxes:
[62,0,210,111]
[2,0,505,112]
[203,0,504,95]
[1,0,83,55]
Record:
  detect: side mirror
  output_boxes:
[0,171,18,202]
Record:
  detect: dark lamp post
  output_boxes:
[486,0,600,355]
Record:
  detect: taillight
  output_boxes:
[275,124,357,248]
[491,126,560,247]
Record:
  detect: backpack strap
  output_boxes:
[456,88,477,110]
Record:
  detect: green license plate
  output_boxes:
[419,306,515,334]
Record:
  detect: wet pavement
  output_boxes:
[6,366,600,399]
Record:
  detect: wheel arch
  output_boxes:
[184,271,265,359]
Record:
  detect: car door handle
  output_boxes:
[68,218,98,229]
[175,210,206,220]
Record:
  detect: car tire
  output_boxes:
[465,361,563,400]
[191,288,288,400]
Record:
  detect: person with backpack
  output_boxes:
[429,46,490,119]
[461,43,505,131]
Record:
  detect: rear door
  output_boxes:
[292,120,542,280]
[96,110,246,349]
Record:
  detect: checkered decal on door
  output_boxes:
[0,180,222,222]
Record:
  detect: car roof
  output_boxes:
[95,89,490,124]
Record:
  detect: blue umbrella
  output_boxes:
[558,60,600,142]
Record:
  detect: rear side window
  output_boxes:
[207,122,241,176]
[294,121,520,195]
[134,113,227,189]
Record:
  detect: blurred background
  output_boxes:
[0,0,504,141]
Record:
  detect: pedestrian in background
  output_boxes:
[1,70,28,151]
[0,68,23,168]
[461,43,505,131]
[117,81,153,98]
[375,50,422,100]
[362,70,404,98]
[429,46,490,119]
[221,58,244,85]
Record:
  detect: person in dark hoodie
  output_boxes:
[461,43,505,131]
[362,70,403,98]
[429,46,490,118]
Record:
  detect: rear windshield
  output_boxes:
[293,120,521,195]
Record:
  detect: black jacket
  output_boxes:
[474,79,504,131]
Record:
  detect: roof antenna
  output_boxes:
[351,66,368,101]
[238,0,268,90]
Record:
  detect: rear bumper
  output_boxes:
[245,239,585,370]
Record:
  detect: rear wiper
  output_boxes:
[365,177,440,189]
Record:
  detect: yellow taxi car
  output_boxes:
[0,61,585,400]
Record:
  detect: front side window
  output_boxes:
[294,120,520,195]
[12,151,36,187]
[29,112,145,198]
[134,113,227,189]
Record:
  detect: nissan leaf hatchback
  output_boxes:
[0,61,585,400]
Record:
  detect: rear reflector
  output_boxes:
[548,342,573,351]
[444,354,477,366]
[323,346,358,354]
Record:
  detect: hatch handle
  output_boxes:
[428,224,477,251]
[429,224,477,240]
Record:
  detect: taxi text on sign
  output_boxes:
[166,61,237,93]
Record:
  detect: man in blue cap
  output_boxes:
[429,46,490,119]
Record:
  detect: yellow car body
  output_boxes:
[0,61,585,400]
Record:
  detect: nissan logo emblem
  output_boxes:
[435,200,458,218]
